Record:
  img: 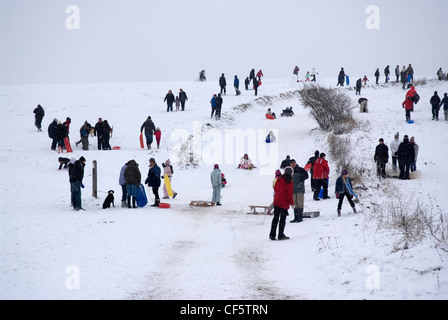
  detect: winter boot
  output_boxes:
[297,208,304,222]
[127,197,132,208]
[121,200,127,208]
[151,199,160,207]
[353,206,357,214]
[337,208,341,217]
[290,208,299,223]
[132,197,137,208]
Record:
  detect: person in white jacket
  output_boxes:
[210,164,222,205]
[390,132,401,172]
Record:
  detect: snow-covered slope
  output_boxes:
[0,77,447,299]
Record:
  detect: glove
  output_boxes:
[81,184,84,188]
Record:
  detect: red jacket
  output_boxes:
[154,130,161,141]
[273,175,294,210]
[402,98,413,110]
[313,157,330,179]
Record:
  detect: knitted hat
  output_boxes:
[275,169,281,177]
[214,164,219,169]
[341,169,348,175]
[284,167,293,175]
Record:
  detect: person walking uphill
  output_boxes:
[124,159,141,209]
[164,90,175,112]
[33,104,45,131]
[145,158,161,207]
[178,88,188,111]
[269,167,294,240]
[211,164,222,206]
[335,169,357,217]
[69,156,86,211]
[140,116,156,149]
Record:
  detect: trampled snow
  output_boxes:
[0,76,447,300]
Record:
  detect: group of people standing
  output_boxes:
[385,132,419,180]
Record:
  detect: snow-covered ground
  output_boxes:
[0,76,447,300]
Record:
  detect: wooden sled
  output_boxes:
[247,205,272,215]
[190,200,215,207]
[303,211,320,218]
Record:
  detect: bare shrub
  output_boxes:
[298,85,355,133]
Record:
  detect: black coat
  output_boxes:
[34,106,45,120]
[164,93,175,104]
[430,94,441,107]
[69,160,85,183]
[397,139,415,164]
[219,76,226,87]
[124,160,141,186]
[48,120,57,139]
[374,143,389,163]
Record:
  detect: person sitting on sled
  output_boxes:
[266,108,276,119]
[238,153,254,169]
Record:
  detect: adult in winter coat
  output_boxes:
[305,150,319,191]
[178,89,188,111]
[244,77,250,90]
[311,68,318,82]
[94,118,104,150]
[162,159,177,199]
[335,169,357,217]
[215,93,223,119]
[293,66,299,81]
[430,91,441,120]
[269,167,294,240]
[145,157,161,207]
[355,78,362,95]
[55,121,67,153]
[337,68,345,86]
[291,163,309,223]
[384,65,390,83]
[410,137,419,172]
[164,90,175,112]
[374,138,389,179]
[437,68,444,81]
[210,94,217,118]
[397,135,415,180]
[210,164,222,205]
[406,64,414,82]
[249,69,255,81]
[440,93,448,121]
[33,104,45,131]
[68,156,86,211]
[219,74,227,95]
[233,76,240,95]
[395,65,400,82]
[48,118,58,150]
[400,66,407,89]
[390,132,400,172]
[256,69,264,79]
[76,121,92,150]
[253,77,259,96]
[101,120,112,150]
[119,162,128,207]
[140,116,156,149]
[124,159,141,208]
[312,153,330,200]
[280,155,291,169]
[374,68,380,84]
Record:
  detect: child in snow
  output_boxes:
[267,170,282,214]
[162,159,177,199]
[334,169,358,217]
[175,96,180,111]
[238,153,254,169]
[154,127,161,149]
[58,157,70,170]
[221,173,227,187]
[266,108,276,119]
[211,164,222,206]
[362,75,369,85]
[265,130,276,143]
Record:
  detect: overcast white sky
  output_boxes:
[1,0,446,85]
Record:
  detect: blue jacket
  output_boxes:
[234,77,239,87]
[335,176,353,195]
[210,96,216,107]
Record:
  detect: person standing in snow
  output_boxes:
[430,91,441,121]
[390,132,400,172]
[94,118,104,150]
[267,169,282,215]
[337,68,345,86]
[244,77,250,90]
[406,64,414,82]
[293,66,300,82]
[48,118,58,150]
[312,153,330,201]
[145,157,161,207]
[374,68,380,85]
[437,68,444,81]
[33,104,45,131]
[164,90,175,112]
[56,120,67,153]
[291,160,309,223]
[162,159,177,199]
[140,116,156,149]
[269,167,294,240]
[234,75,241,96]
[253,77,259,96]
[257,69,264,79]
[119,162,128,207]
[249,69,255,81]
[374,138,389,179]
[101,120,112,150]
[440,93,448,122]
[219,73,227,95]
[215,93,223,119]
[210,94,217,118]
[395,65,400,82]
[124,159,141,208]
[178,88,188,111]
[76,121,92,150]
[355,78,362,95]
[306,150,319,191]
[410,136,419,172]
[397,135,415,180]
[311,68,318,82]
[400,66,408,89]
[211,164,222,206]
[402,96,414,122]
[384,65,390,83]
[69,156,86,211]
[335,169,357,217]
[154,127,162,149]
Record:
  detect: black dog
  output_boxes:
[102,190,115,209]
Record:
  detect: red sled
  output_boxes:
[139,133,144,149]
[64,137,73,153]
[265,114,275,120]
[112,146,121,150]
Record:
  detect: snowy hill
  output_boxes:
[0,77,447,300]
